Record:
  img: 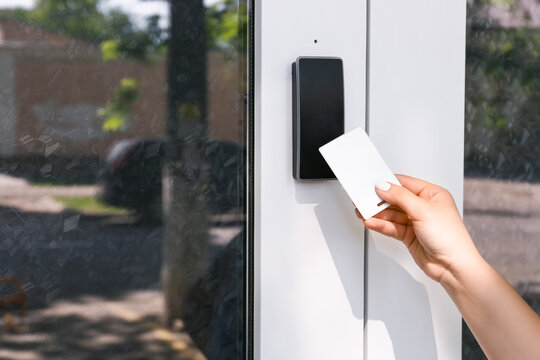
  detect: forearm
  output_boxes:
[441,250,540,360]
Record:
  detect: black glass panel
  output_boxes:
[295,58,344,180]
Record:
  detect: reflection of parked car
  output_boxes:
[203,140,243,213]
[98,138,165,220]
[98,138,243,220]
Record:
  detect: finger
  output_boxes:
[356,207,408,224]
[395,174,433,196]
[385,204,406,212]
[375,181,427,219]
[363,217,408,241]
[373,208,410,225]
[400,224,418,249]
[395,174,445,200]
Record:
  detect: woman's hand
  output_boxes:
[358,174,540,359]
[356,174,480,283]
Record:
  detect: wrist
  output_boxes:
[439,244,487,294]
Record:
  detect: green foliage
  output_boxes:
[100,39,120,61]
[4,0,248,133]
[22,0,108,42]
[465,1,540,181]
[3,0,244,57]
[206,0,248,51]
[103,12,166,62]
[1,1,167,131]
[2,0,165,61]
[97,77,140,132]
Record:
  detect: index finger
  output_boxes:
[395,174,434,196]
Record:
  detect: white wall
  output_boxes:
[255,0,466,358]
[254,0,367,359]
[365,0,466,359]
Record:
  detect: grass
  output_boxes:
[33,180,95,187]
[54,196,131,216]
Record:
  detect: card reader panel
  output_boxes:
[293,57,344,180]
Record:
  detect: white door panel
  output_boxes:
[366,0,466,359]
[255,0,367,359]
[255,0,465,358]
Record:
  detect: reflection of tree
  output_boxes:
[3,0,247,58]
[162,0,209,327]
[3,0,247,133]
[206,0,248,52]
[2,0,166,131]
[162,2,247,359]
[3,0,165,61]
[465,0,540,181]
[97,77,140,132]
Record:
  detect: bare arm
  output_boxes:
[358,174,540,360]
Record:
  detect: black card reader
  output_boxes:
[292,57,344,181]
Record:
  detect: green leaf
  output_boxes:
[101,39,120,61]
[102,113,126,132]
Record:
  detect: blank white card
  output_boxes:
[319,127,401,219]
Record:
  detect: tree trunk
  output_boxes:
[162,0,208,323]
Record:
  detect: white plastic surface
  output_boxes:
[319,127,400,219]
[254,0,367,359]
[365,0,466,359]
[255,0,465,358]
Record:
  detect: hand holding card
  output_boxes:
[319,127,400,219]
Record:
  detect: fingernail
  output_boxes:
[375,180,391,191]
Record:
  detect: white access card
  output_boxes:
[319,127,401,219]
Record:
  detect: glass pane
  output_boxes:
[0,1,248,359]
[464,1,539,359]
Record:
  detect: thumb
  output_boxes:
[375,180,426,218]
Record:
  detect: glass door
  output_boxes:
[0,0,252,359]
[463,1,540,358]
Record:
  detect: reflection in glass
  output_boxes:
[163,0,248,359]
[464,1,539,359]
[0,0,248,359]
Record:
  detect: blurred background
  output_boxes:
[0,0,538,359]
[0,0,248,359]
[463,0,539,358]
